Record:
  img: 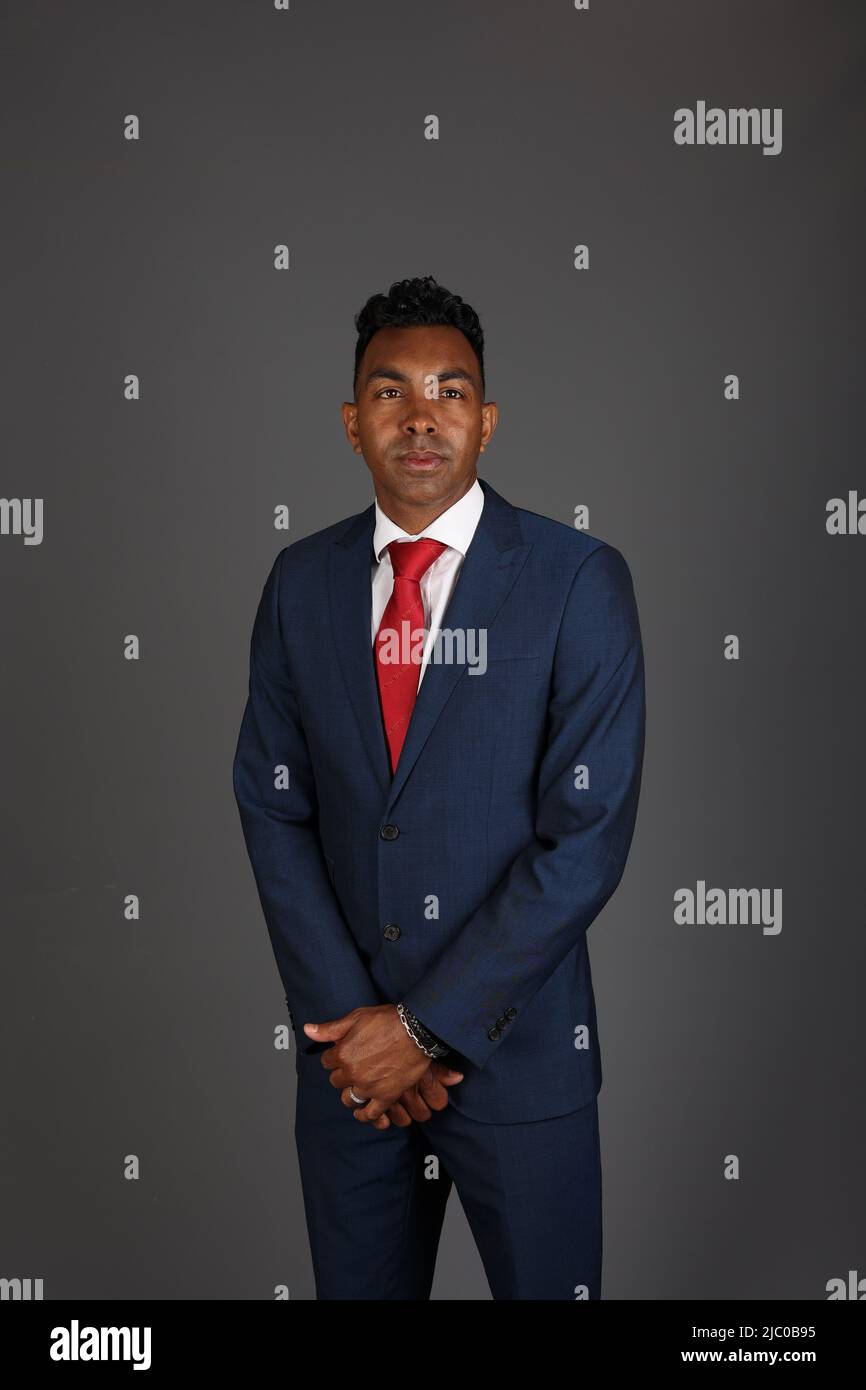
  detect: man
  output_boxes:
[232,275,646,1299]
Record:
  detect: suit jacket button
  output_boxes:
[487,1026,501,1041]
[380,823,399,840]
[505,1007,517,1020]
[496,1015,508,1029]
[383,923,401,941]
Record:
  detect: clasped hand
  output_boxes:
[303,1004,463,1129]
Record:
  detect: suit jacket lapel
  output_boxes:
[327,502,392,796]
[327,478,532,812]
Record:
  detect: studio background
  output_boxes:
[2,0,864,1299]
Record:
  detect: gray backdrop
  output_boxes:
[2,0,864,1299]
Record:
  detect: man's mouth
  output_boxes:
[401,452,443,468]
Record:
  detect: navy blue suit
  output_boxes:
[233,477,645,1298]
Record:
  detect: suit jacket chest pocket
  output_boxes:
[467,653,540,691]
[452,653,541,739]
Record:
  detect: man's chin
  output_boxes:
[383,467,456,501]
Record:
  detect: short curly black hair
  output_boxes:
[352,275,485,400]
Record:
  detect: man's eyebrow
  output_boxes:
[364,366,477,389]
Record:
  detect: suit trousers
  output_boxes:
[292,1048,603,1300]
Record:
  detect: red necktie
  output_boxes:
[375,537,448,774]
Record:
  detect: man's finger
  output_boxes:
[338,1086,391,1128]
[320,1047,345,1072]
[303,1012,356,1044]
[386,1102,413,1128]
[352,1097,388,1122]
[339,1086,368,1110]
[401,1089,432,1123]
[417,1075,449,1111]
[439,1068,464,1084]
[419,1066,464,1111]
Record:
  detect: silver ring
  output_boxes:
[348,1088,368,1105]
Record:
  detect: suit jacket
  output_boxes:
[232,477,646,1124]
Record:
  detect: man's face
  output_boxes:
[342,323,498,519]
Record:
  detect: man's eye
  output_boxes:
[375,386,464,397]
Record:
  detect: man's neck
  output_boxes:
[375,474,477,535]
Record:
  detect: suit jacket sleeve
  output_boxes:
[401,542,646,1070]
[232,548,383,1055]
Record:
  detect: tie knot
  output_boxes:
[387,537,448,583]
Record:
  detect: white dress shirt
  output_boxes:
[371,477,485,689]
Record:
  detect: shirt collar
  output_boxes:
[372,476,485,564]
